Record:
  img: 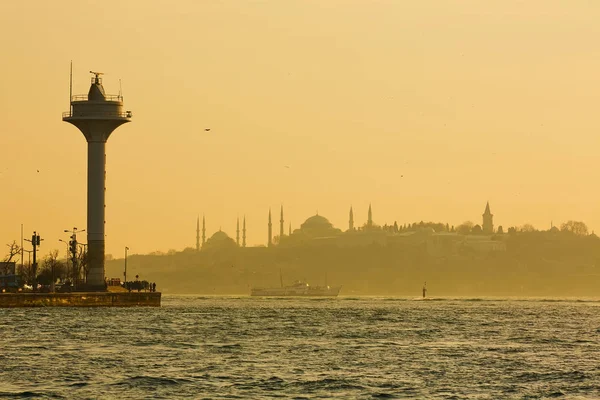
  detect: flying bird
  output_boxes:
[204,128,211,132]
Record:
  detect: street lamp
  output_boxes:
[21,249,33,291]
[64,227,85,240]
[24,232,42,292]
[77,242,88,283]
[58,239,71,283]
[58,239,70,262]
[124,246,129,285]
[64,227,84,286]
[63,227,85,242]
[22,248,33,276]
[23,249,33,266]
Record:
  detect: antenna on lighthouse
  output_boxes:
[119,79,122,99]
[89,71,104,84]
[69,61,73,112]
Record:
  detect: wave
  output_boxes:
[371,393,398,399]
[0,391,65,399]
[296,377,366,391]
[113,375,193,388]
[68,382,88,388]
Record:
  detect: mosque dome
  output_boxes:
[301,215,333,230]
[293,214,341,239]
[209,231,230,241]
[203,230,237,251]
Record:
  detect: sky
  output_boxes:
[1,0,599,259]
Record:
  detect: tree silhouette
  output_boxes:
[456,221,474,235]
[520,224,536,233]
[560,221,588,236]
[2,241,20,275]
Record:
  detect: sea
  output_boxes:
[1,296,600,399]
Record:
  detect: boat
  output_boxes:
[250,280,342,297]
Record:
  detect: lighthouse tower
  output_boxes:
[63,71,132,290]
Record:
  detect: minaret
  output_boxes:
[289,222,292,236]
[196,216,200,251]
[242,216,247,247]
[482,202,494,234]
[202,215,206,247]
[280,205,284,239]
[62,70,132,290]
[349,206,354,231]
[268,208,273,247]
[367,203,373,228]
[236,217,240,246]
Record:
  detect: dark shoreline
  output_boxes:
[0,292,161,308]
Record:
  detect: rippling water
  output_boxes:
[1,296,600,399]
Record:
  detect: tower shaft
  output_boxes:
[86,141,107,286]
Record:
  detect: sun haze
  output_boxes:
[1,1,599,256]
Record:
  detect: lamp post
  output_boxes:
[23,249,32,267]
[59,239,70,273]
[22,249,33,288]
[64,227,84,286]
[24,232,42,292]
[77,242,88,283]
[124,246,129,286]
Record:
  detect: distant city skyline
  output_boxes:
[194,201,578,250]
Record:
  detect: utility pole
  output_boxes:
[23,249,33,286]
[64,228,84,288]
[59,239,70,278]
[25,232,41,292]
[70,237,78,284]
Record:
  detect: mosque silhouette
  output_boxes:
[195,202,500,255]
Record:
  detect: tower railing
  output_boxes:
[70,94,123,102]
[62,110,132,119]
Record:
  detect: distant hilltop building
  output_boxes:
[483,202,494,234]
[195,202,506,255]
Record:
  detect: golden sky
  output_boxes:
[1,1,599,257]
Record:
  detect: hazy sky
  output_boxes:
[1,1,599,258]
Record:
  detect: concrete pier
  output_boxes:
[0,292,161,308]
